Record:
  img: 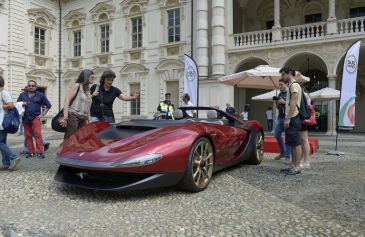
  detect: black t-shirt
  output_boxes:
[277,91,287,118]
[90,84,122,119]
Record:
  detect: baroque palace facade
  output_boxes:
[0,0,364,133]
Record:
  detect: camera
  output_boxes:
[272,96,280,100]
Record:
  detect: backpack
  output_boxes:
[302,104,316,126]
[289,82,311,120]
[0,91,20,134]
[2,108,20,134]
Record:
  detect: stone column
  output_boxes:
[196,0,209,78]
[211,0,225,78]
[272,0,282,42]
[326,75,337,136]
[327,0,337,35]
[328,0,336,19]
[274,0,280,27]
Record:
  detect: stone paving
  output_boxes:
[0,130,364,237]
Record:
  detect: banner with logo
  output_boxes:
[183,54,199,106]
[338,40,361,129]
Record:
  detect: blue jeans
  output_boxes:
[19,121,24,135]
[0,131,18,167]
[274,117,291,158]
[267,119,273,131]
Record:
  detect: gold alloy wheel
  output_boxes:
[192,140,214,189]
[256,133,264,161]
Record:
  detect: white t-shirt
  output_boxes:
[0,89,12,107]
[0,89,12,130]
[182,101,195,117]
[241,111,248,120]
[266,110,273,120]
[285,82,302,118]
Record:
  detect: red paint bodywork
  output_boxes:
[56,115,263,174]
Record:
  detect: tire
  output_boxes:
[179,137,214,192]
[245,131,264,165]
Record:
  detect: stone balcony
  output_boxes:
[229,16,365,52]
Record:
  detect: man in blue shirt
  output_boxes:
[17,80,51,158]
[225,103,236,115]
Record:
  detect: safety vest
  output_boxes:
[159,102,175,120]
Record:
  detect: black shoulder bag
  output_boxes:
[51,85,80,132]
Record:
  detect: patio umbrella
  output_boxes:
[219,65,310,90]
[251,89,281,101]
[309,87,340,101]
[309,87,341,137]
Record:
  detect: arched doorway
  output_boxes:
[336,45,365,132]
[284,52,329,132]
[234,57,271,128]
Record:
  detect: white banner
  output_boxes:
[338,40,361,129]
[183,54,199,106]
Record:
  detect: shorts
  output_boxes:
[285,116,302,147]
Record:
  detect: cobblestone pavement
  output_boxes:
[0,130,364,237]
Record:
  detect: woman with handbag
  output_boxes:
[59,69,95,140]
[89,70,139,123]
[300,87,314,169]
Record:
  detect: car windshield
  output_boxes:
[175,107,237,126]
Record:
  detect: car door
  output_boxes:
[206,123,248,166]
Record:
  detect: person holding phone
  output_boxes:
[273,79,291,162]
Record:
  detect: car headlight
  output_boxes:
[114,154,163,167]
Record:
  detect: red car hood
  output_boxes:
[56,122,198,163]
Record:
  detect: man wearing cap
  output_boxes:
[17,80,51,159]
[157,93,175,120]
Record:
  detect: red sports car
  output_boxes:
[54,107,264,192]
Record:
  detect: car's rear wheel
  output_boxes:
[245,131,264,165]
[179,137,214,192]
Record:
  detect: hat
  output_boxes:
[21,85,28,91]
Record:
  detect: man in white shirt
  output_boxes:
[181,93,195,118]
[0,76,21,170]
[265,107,273,131]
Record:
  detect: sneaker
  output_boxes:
[280,167,292,172]
[20,150,28,155]
[37,153,45,159]
[300,162,310,169]
[274,154,286,160]
[26,153,34,158]
[282,158,291,165]
[0,166,9,171]
[43,142,50,152]
[8,158,20,170]
[285,169,301,176]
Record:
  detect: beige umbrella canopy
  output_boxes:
[219,65,310,90]
[251,89,281,101]
[309,87,340,101]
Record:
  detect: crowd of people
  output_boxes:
[1,67,312,175]
[220,67,313,175]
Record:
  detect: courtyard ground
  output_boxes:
[0,129,364,237]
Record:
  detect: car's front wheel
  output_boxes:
[179,137,214,192]
[245,131,264,165]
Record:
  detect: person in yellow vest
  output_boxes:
[157,93,175,120]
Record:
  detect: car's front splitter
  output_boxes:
[54,165,184,191]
